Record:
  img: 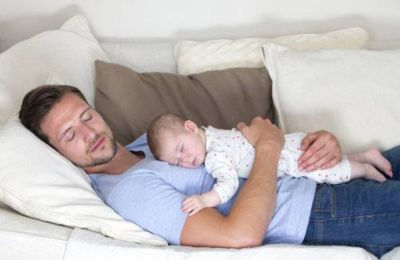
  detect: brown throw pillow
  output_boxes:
[95,60,273,145]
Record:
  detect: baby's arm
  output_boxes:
[181,128,242,216]
[182,190,221,216]
[181,152,239,216]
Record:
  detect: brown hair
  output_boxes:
[147,113,186,159]
[19,85,87,144]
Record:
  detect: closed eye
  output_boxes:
[65,131,75,142]
[82,111,92,121]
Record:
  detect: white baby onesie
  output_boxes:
[204,126,351,204]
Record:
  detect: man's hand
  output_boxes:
[298,130,342,172]
[237,117,284,150]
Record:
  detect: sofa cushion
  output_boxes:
[0,15,109,127]
[95,60,272,145]
[263,43,400,153]
[175,27,368,75]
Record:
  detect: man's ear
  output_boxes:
[184,120,198,133]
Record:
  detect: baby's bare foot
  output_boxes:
[364,164,387,182]
[363,149,393,177]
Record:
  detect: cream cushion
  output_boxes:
[262,43,400,153]
[0,118,166,246]
[0,15,109,127]
[175,27,368,75]
[0,15,167,246]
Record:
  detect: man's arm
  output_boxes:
[180,118,283,248]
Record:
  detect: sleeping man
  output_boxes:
[19,85,400,258]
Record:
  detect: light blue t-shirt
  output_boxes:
[90,134,316,245]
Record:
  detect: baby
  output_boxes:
[147,113,393,216]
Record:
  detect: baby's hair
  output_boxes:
[147,113,186,159]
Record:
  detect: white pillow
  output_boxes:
[175,27,368,75]
[0,15,109,127]
[0,118,166,246]
[262,43,400,153]
[0,15,167,245]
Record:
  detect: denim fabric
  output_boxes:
[383,145,400,177]
[303,146,400,258]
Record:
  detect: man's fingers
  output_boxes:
[300,133,317,152]
[301,147,330,171]
[304,149,332,172]
[298,137,325,166]
[298,130,342,172]
[301,146,341,172]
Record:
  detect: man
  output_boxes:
[19,85,400,256]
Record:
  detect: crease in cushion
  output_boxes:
[262,43,400,153]
[95,60,273,145]
[175,27,368,75]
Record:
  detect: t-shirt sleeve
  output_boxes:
[106,174,188,245]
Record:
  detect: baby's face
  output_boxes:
[160,129,206,169]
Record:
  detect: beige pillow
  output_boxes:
[175,27,368,75]
[263,43,400,153]
[95,60,272,145]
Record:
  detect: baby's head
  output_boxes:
[147,113,206,168]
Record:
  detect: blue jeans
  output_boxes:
[303,146,400,258]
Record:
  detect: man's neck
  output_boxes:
[85,144,143,175]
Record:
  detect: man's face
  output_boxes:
[40,93,117,169]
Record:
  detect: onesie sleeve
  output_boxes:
[106,174,187,245]
[205,152,239,204]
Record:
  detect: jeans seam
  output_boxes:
[327,212,400,222]
[316,221,323,244]
[314,185,334,213]
[315,186,322,211]
[330,185,336,217]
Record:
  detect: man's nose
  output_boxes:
[81,124,96,142]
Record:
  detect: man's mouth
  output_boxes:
[91,136,106,152]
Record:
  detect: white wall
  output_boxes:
[1,0,400,52]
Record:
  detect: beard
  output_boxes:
[75,135,118,168]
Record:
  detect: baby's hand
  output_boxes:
[182,195,207,216]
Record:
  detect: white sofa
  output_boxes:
[1,15,399,260]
